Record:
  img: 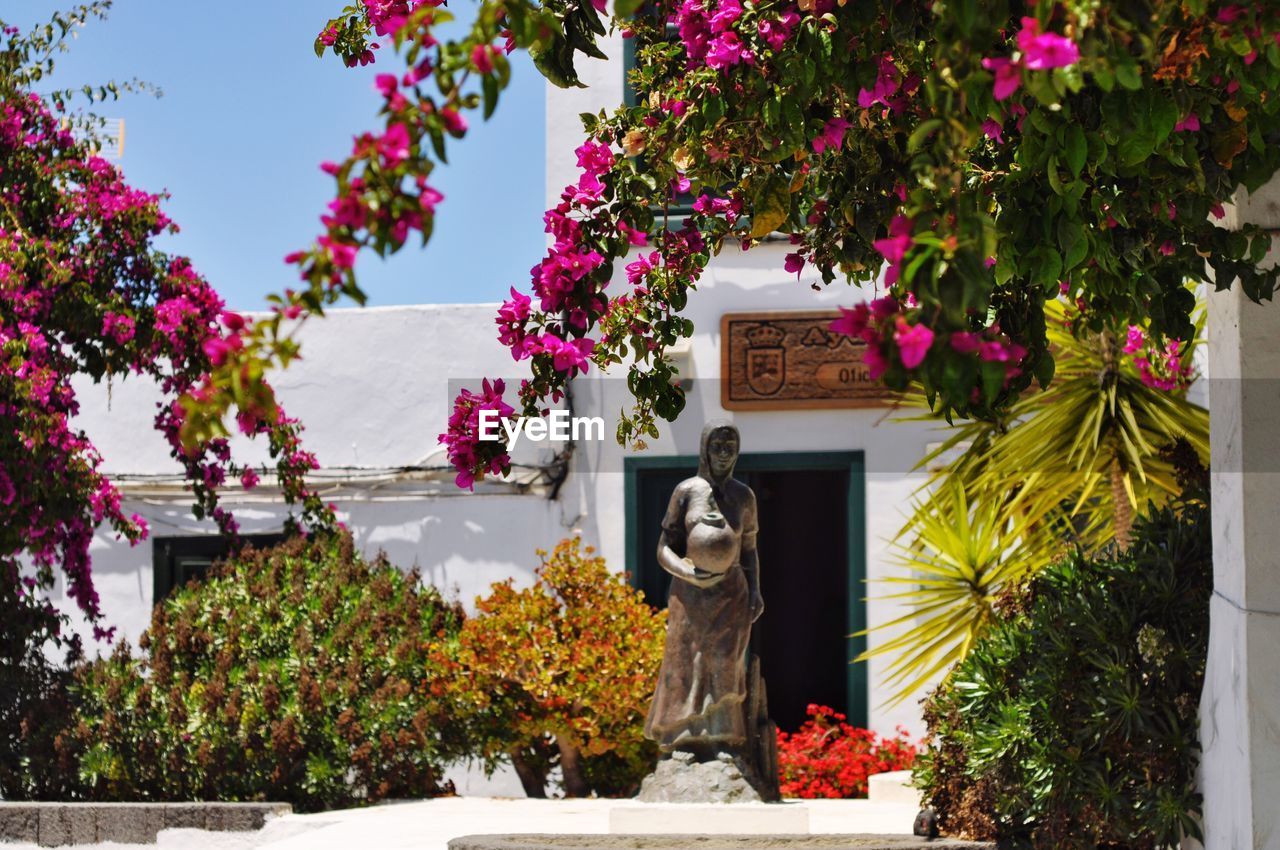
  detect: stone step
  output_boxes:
[451,834,992,850]
[609,803,809,834]
[866,772,921,808]
[0,801,291,847]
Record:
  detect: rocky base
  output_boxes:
[637,751,771,803]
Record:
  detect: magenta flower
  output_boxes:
[873,215,914,264]
[863,343,889,380]
[784,252,805,278]
[811,116,852,155]
[626,251,660,285]
[978,339,1026,363]
[1174,112,1201,132]
[710,0,742,32]
[705,32,746,68]
[950,331,982,354]
[1159,240,1176,256]
[830,304,873,342]
[894,319,934,369]
[869,296,900,320]
[1016,17,1080,70]
[471,44,495,74]
[542,334,596,375]
[981,57,1023,101]
[857,54,903,110]
[442,108,467,135]
[982,118,1004,143]
[378,123,411,166]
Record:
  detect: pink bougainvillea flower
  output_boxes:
[442,108,468,135]
[1124,325,1146,354]
[830,304,872,341]
[982,118,1004,143]
[811,117,851,154]
[784,252,805,278]
[1175,112,1201,132]
[1016,17,1080,69]
[375,73,399,97]
[863,343,889,380]
[378,123,411,166]
[1211,203,1227,220]
[471,44,495,74]
[1216,4,1246,23]
[979,339,1027,363]
[710,0,742,32]
[869,295,900,320]
[857,54,903,110]
[981,57,1022,101]
[1159,240,1177,256]
[543,334,596,375]
[705,32,746,68]
[625,251,660,285]
[894,319,934,369]
[950,331,982,354]
[873,215,914,264]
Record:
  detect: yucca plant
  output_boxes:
[860,297,1208,704]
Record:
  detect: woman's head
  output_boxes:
[698,421,740,483]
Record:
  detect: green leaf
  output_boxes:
[1065,125,1087,178]
[613,0,646,19]
[482,75,499,120]
[1032,248,1063,289]
[908,119,944,153]
[750,174,791,237]
[1115,62,1143,91]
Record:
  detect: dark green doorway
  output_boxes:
[624,451,866,731]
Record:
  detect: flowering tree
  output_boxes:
[179,0,1280,489]
[0,5,328,646]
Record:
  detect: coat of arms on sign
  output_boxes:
[745,324,786,395]
[721,311,898,410]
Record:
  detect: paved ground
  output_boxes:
[0,798,924,850]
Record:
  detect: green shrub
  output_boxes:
[59,533,465,812]
[917,452,1211,849]
[0,577,80,800]
[438,538,666,798]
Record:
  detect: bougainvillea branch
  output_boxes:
[1,5,329,640]
[180,0,1280,490]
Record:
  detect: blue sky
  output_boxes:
[11,1,547,309]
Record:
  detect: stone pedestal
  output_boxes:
[636,752,766,804]
[1201,179,1280,849]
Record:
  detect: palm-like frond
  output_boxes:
[860,297,1208,704]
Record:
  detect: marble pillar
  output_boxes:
[1201,178,1280,850]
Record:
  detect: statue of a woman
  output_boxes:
[643,421,765,761]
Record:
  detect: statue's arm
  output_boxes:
[657,487,719,588]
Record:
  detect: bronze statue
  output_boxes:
[641,421,778,801]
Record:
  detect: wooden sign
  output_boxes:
[720,310,898,410]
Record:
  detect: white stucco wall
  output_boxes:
[68,304,580,649]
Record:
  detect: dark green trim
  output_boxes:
[623,450,868,727]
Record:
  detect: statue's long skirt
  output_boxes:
[644,564,750,749]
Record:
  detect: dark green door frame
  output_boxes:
[623,450,868,727]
